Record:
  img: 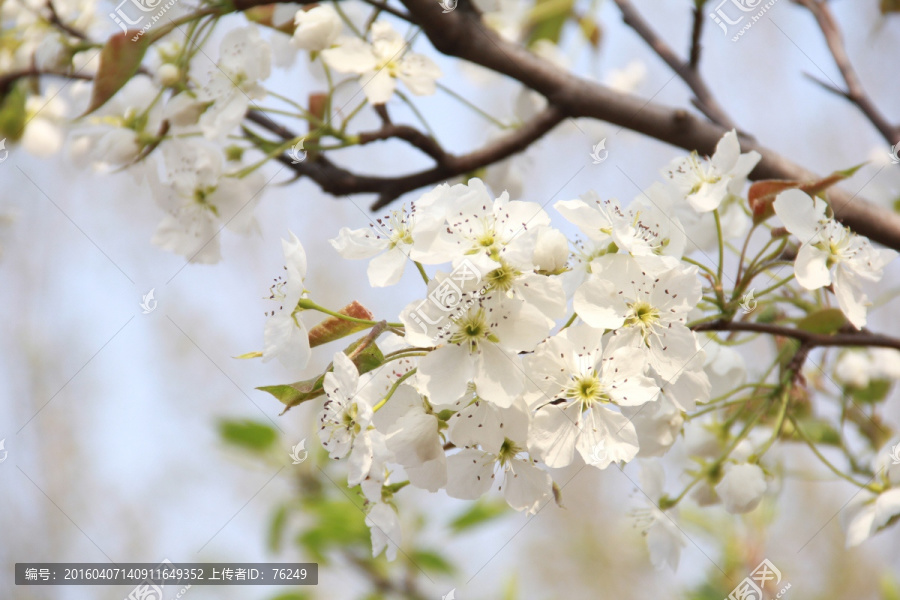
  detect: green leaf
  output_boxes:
[268,503,291,553]
[527,0,574,44]
[448,500,509,533]
[296,499,370,561]
[408,549,455,575]
[259,337,384,413]
[0,81,28,141]
[796,308,846,334]
[218,419,278,452]
[257,376,326,410]
[82,31,150,116]
[848,379,892,404]
[269,593,312,600]
[348,339,385,374]
[792,418,841,445]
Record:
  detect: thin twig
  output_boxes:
[611,0,736,130]
[795,0,899,144]
[692,320,900,351]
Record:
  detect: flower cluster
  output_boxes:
[254,125,898,566]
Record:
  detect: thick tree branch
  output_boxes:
[795,0,899,145]
[611,0,736,130]
[397,0,900,251]
[693,320,900,351]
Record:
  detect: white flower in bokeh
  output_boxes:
[198,26,272,140]
[322,22,441,105]
[714,462,767,514]
[631,461,686,570]
[291,4,343,51]
[366,501,401,560]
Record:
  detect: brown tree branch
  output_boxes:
[692,320,900,351]
[611,0,736,130]
[688,1,705,71]
[357,123,448,163]
[246,106,566,210]
[396,0,900,251]
[795,0,899,144]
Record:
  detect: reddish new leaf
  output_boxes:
[82,31,150,117]
[307,301,374,348]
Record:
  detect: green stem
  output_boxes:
[414,262,429,284]
[373,368,417,412]
[436,82,509,129]
[713,209,725,284]
[560,312,579,330]
[752,388,790,460]
[296,298,404,328]
[788,415,882,492]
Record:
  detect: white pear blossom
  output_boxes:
[841,438,900,547]
[621,395,684,458]
[149,139,262,263]
[835,348,900,389]
[445,440,553,514]
[322,22,441,105]
[198,26,272,140]
[436,178,551,265]
[401,276,550,407]
[714,462,767,514]
[291,4,343,51]
[448,391,530,455]
[366,501,402,560]
[329,200,447,287]
[525,324,659,469]
[631,461,686,570]
[262,231,311,371]
[773,189,898,328]
[575,254,703,380]
[556,187,686,259]
[664,129,760,213]
[318,353,378,467]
